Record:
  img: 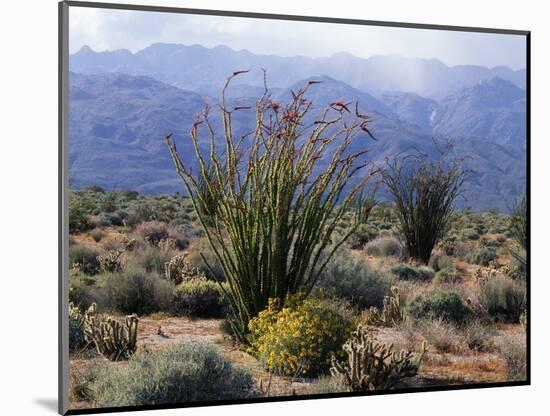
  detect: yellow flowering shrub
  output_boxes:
[248,295,354,376]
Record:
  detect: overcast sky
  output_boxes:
[69,6,527,70]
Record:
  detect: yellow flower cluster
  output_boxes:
[248,295,353,376]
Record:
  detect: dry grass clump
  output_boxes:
[495,331,527,381]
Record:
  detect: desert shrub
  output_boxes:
[69,198,92,233]
[91,343,255,407]
[126,245,174,275]
[462,320,495,352]
[100,266,173,315]
[69,245,101,275]
[429,253,454,272]
[460,228,480,241]
[134,221,169,245]
[105,212,124,226]
[249,296,354,377]
[348,224,378,249]
[480,236,502,248]
[391,264,434,281]
[69,271,97,309]
[316,251,391,308]
[434,267,461,284]
[69,314,86,352]
[496,332,527,381]
[186,237,225,281]
[408,290,472,323]
[134,220,188,249]
[419,318,461,353]
[469,247,497,266]
[100,191,118,213]
[479,276,526,323]
[365,236,402,257]
[310,376,347,394]
[172,280,228,317]
[101,234,135,252]
[89,229,104,243]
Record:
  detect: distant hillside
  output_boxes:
[70,43,526,98]
[68,72,526,211]
[381,77,526,148]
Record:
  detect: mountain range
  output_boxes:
[68,43,527,211]
[70,43,526,99]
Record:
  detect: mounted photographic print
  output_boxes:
[59,1,530,414]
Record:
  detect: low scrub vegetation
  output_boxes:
[91,343,255,407]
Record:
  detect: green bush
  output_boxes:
[408,290,472,323]
[317,251,391,308]
[460,228,480,241]
[249,296,354,377]
[348,224,378,249]
[479,276,526,323]
[429,253,454,271]
[126,245,174,275]
[69,271,97,309]
[172,280,228,317]
[69,245,101,275]
[100,266,173,315]
[434,267,461,284]
[391,264,434,281]
[470,247,497,266]
[69,198,92,233]
[69,314,86,352]
[89,229,105,243]
[91,343,255,407]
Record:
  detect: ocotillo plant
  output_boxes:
[166,70,377,341]
[381,145,466,264]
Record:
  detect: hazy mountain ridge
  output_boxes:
[68,71,526,211]
[70,43,526,98]
[381,77,526,148]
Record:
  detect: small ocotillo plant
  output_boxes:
[381,144,466,264]
[167,70,377,341]
[509,194,527,269]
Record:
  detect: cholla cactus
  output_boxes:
[364,286,404,327]
[438,238,456,255]
[98,249,124,273]
[164,253,206,284]
[82,303,139,361]
[69,302,82,321]
[330,325,425,391]
[166,71,377,342]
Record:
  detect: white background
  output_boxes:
[0,0,547,415]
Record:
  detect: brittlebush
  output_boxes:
[248,295,354,377]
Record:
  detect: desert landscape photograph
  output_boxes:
[63,4,528,412]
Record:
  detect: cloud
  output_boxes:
[69,6,526,69]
